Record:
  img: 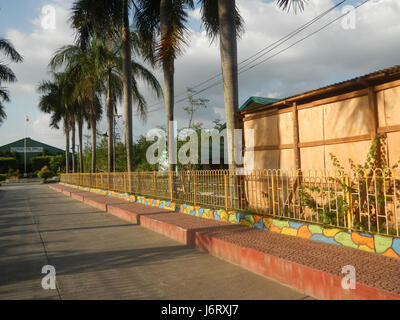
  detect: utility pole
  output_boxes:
[114,114,122,172]
[103,114,122,172]
[24,115,29,177]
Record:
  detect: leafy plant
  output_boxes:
[298,134,400,232]
[37,166,54,182]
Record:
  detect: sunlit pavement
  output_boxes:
[0,184,310,300]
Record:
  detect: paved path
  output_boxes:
[0,184,309,300]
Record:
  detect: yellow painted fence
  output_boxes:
[61,169,400,237]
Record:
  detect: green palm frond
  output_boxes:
[70,0,123,48]
[131,61,163,98]
[0,39,23,62]
[0,64,17,83]
[0,87,10,102]
[197,0,244,41]
[134,0,194,65]
[276,0,308,12]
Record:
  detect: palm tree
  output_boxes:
[37,73,73,173]
[0,39,23,125]
[49,43,104,173]
[51,38,162,173]
[71,0,137,172]
[198,0,306,170]
[95,38,162,172]
[134,0,194,173]
[197,0,242,170]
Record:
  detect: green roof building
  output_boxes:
[0,138,65,172]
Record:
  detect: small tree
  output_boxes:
[37,166,54,182]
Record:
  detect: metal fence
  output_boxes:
[61,169,400,237]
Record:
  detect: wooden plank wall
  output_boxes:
[243,80,400,171]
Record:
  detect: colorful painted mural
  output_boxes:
[60,183,400,260]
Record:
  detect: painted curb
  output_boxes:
[49,185,400,300]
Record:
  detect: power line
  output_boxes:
[148,0,372,111]
[238,0,371,75]
[145,0,347,112]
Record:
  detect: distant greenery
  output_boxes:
[31,156,53,172]
[0,157,18,174]
[50,155,64,173]
[82,134,158,173]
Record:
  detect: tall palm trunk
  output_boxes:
[106,72,114,173]
[160,0,175,173]
[218,0,239,171]
[122,0,133,172]
[90,116,97,173]
[78,119,84,173]
[71,121,76,173]
[163,65,175,172]
[65,126,70,174]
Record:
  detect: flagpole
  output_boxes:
[24,115,29,177]
[24,117,27,177]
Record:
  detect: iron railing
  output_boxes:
[61,169,400,237]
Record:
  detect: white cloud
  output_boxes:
[6,3,74,96]
[1,2,74,147]
[31,113,65,149]
[2,0,400,148]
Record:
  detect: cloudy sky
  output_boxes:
[0,0,399,149]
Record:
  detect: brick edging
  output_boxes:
[49,185,400,300]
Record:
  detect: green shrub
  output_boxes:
[37,166,54,182]
[49,155,64,173]
[0,157,18,174]
[0,174,7,182]
[31,156,52,172]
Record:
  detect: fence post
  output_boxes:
[193,172,197,207]
[271,173,277,216]
[345,176,353,231]
[224,173,229,211]
[153,171,156,196]
[123,173,127,193]
[169,172,173,202]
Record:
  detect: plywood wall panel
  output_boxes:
[387,132,400,167]
[245,116,279,147]
[324,140,371,170]
[298,107,324,143]
[324,95,370,139]
[382,86,400,126]
[280,149,295,171]
[254,150,279,170]
[300,146,325,171]
[278,112,294,145]
[377,90,387,127]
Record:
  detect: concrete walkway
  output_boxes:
[0,184,309,300]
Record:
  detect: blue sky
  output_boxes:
[1,0,399,149]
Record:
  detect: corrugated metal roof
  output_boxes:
[239,96,279,111]
[242,64,400,114]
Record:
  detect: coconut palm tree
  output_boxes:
[0,39,23,125]
[134,0,194,173]
[49,43,104,173]
[37,73,73,173]
[96,38,162,172]
[71,0,138,172]
[51,38,162,172]
[198,0,306,169]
